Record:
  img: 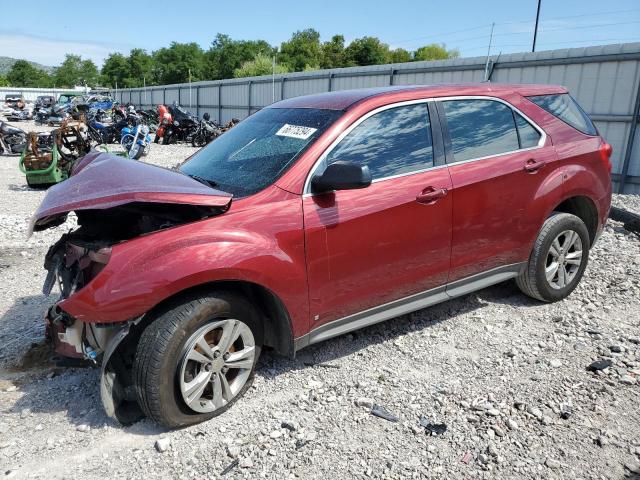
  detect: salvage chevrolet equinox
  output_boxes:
[32,84,612,427]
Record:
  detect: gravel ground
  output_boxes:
[0,119,639,479]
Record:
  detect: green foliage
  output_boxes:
[7,60,52,87]
[413,43,459,61]
[320,35,347,69]
[233,54,289,78]
[390,48,412,64]
[345,37,391,66]
[101,53,130,88]
[54,54,99,87]
[279,29,322,72]
[0,75,8,87]
[206,34,275,80]
[5,31,462,89]
[127,49,154,87]
[153,42,205,85]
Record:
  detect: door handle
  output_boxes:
[524,158,546,173]
[416,187,448,204]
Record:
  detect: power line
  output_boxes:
[389,8,640,48]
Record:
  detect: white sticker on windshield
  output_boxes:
[276,124,317,140]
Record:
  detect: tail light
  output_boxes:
[599,142,613,173]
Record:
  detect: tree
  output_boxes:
[101,52,130,88]
[279,29,322,71]
[0,75,8,87]
[127,49,154,87]
[390,48,412,64]
[7,60,51,87]
[205,34,275,80]
[320,35,346,69]
[153,42,205,84]
[234,54,289,78]
[54,54,99,87]
[345,37,390,66]
[413,43,459,61]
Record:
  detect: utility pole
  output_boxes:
[189,68,192,108]
[532,0,542,52]
[484,23,495,81]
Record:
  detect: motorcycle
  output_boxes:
[120,117,151,160]
[163,103,198,145]
[0,121,27,155]
[191,113,222,147]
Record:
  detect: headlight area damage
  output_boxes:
[33,153,232,424]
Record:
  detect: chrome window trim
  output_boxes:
[303,98,435,195]
[302,95,547,196]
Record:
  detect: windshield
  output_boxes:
[180,107,341,197]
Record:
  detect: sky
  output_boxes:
[1,0,639,67]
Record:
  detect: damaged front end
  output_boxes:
[35,153,233,423]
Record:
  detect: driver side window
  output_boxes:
[325,103,433,180]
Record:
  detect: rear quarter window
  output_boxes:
[527,93,597,136]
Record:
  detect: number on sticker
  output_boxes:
[276,124,317,140]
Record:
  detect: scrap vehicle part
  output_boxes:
[609,206,640,236]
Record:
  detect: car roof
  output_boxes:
[269,83,568,111]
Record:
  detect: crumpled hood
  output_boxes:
[30,153,232,233]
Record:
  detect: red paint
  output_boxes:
[36,84,611,348]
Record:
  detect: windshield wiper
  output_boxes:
[187,174,218,189]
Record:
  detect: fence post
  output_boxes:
[247,80,252,116]
[218,83,222,123]
[618,75,640,193]
[389,68,395,86]
[328,73,334,91]
[280,78,286,100]
[195,86,200,117]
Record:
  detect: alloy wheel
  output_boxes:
[178,319,256,413]
[545,229,583,289]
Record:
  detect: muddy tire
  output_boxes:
[133,291,262,428]
[516,212,590,302]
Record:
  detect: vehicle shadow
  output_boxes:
[0,280,539,433]
[259,279,541,376]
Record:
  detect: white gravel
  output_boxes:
[0,118,639,479]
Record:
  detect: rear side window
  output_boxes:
[527,93,597,135]
[442,99,519,162]
[442,99,543,163]
[325,103,433,180]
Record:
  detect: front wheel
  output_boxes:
[133,291,262,428]
[516,212,590,302]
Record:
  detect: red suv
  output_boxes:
[33,84,612,427]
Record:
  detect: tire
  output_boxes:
[133,291,263,428]
[192,133,206,148]
[516,212,590,302]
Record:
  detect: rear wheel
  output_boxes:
[516,212,590,302]
[133,291,262,428]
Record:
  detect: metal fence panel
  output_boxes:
[108,42,640,193]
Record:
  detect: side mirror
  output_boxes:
[311,160,372,194]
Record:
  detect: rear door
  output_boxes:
[437,96,560,284]
[302,101,453,328]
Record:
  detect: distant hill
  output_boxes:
[0,57,54,76]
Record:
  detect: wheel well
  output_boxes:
[144,281,295,358]
[553,196,599,246]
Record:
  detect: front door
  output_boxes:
[303,101,453,328]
